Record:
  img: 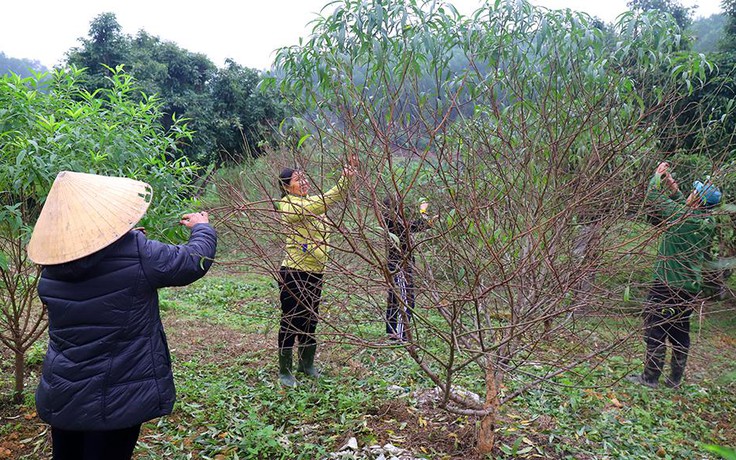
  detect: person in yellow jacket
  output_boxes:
[275,160,356,387]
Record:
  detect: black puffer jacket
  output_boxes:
[35,224,217,430]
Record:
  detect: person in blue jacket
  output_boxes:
[26,171,217,460]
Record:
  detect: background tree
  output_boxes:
[723,0,736,49]
[0,52,46,77]
[0,66,200,403]
[627,0,694,29]
[128,32,218,163]
[210,59,287,162]
[65,13,288,164]
[66,12,130,90]
[691,13,727,53]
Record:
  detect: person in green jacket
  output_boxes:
[274,159,356,387]
[627,162,721,389]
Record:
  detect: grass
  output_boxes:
[135,360,383,459]
[1,266,735,459]
[145,270,736,459]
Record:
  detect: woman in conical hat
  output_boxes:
[28,171,217,460]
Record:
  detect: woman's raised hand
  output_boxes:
[343,155,358,178]
[655,162,678,193]
[180,211,209,228]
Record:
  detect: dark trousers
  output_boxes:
[386,267,414,340]
[643,283,694,381]
[278,267,323,350]
[51,424,141,460]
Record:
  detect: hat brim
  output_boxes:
[27,171,152,265]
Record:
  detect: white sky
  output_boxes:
[0,0,723,71]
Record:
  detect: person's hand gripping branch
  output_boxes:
[343,154,359,179]
[656,162,679,195]
[180,211,209,228]
[419,201,439,226]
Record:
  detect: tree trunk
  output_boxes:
[477,358,500,457]
[13,349,24,404]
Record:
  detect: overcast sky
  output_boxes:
[1,0,723,71]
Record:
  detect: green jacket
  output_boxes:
[277,175,348,273]
[646,175,716,293]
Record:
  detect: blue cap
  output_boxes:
[693,180,722,207]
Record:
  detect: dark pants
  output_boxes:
[642,283,694,382]
[386,266,414,340]
[51,424,141,460]
[278,267,323,350]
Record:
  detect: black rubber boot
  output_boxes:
[627,341,664,388]
[665,351,687,389]
[278,348,298,387]
[625,373,659,388]
[297,344,320,378]
[642,337,666,386]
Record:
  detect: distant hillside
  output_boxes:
[0,52,47,77]
[690,13,726,54]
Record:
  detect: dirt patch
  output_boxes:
[362,398,476,459]
[0,405,49,460]
[0,350,47,459]
[163,316,272,364]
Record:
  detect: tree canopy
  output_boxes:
[65,13,287,164]
[627,0,693,29]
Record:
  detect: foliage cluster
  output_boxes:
[65,13,287,164]
[627,0,694,29]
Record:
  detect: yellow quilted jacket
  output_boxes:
[277,175,348,273]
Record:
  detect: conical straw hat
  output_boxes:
[27,171,153,265]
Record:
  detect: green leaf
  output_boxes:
[703,445,736,460]
[388,231,400,247]
[297,133,311,149]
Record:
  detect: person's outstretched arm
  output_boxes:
[139,212,218,288]
[646,162,686,225]
[279,162,357,222]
